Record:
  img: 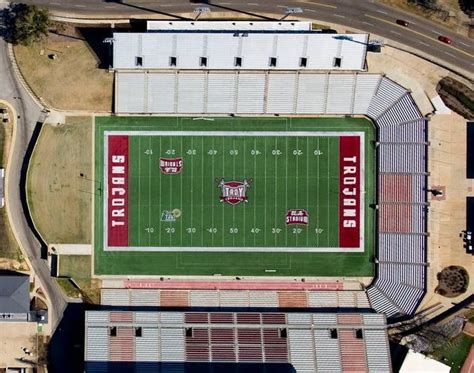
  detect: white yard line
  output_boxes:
[306,137,309,247]
[264,138,267,247]
[148,137,152,247]
[112,130,361,137]
[138,138,142,246]
[285,137,288,248]
[201,136,204,247]
[274,137,278,247]
[244,140,246,247]
[169,137,173,247]
[190,137,194,246]
[211,137,215,247]
[327,138,330,247]
[158,138,162,246]
[233,138,236,248]
[253,138,257,247]
[107,246,363,253]
[316,137,320,247]
[222,140,225,246]
[180,137,183,247]
[296,137,299,247]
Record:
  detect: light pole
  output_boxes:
[280,7,303,20]
[194,6,210,20]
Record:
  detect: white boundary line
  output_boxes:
[103,130,365,253]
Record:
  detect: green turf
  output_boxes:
[432,333,474,373]
[128,134,339,248]
[94,116,376,276]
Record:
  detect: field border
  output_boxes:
[103,130,365,253]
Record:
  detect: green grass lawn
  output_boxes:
[94,116,376,276]
[58,255,91,279]
[126,134,340,249]
[432,333,474,373]
[55,278,81,298]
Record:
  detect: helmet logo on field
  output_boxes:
[161,209,181,222]
[286,209,309,225]
[217,178,252,205]
[160,157,183,174]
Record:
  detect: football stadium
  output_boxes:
[94,116,376,276]
[89,20,428,322]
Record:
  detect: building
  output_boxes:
[112,21,369,114]
[85,310,391,372]
[400,351,450,373]
[0,271,30,322]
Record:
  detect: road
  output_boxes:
[12,0,474,77]
[0,5,67,332]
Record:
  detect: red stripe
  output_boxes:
[107,135,129,247]
[339,136,361,248]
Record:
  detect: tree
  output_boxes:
[5,4,50,46]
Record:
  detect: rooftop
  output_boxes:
[0,271,30,316]
[85,310,391,372]
[112,32,368,71]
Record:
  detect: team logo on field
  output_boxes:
[286,209,309,225]
[161,209,182,222]
[217,178,252,206]
[159,157,183,174]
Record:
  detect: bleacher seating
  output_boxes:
[365,77,427,317]
[114,71,428,319]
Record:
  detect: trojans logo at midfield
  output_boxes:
[217,178,252,205]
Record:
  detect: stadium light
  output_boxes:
[281,7,303,20]
[194,6,210,20]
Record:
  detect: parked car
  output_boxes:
[396,19,409,27]
[438,35,453,44]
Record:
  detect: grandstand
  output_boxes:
[100,288,372,309]
[108,23,428,319]
[84,310,391,372]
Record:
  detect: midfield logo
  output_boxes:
[286,209,309,225]
[217,178,252,205]
[159,157,183,174]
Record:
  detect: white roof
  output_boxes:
[147,20,312,31]
[400,351,450,373]
[113,32,368,70]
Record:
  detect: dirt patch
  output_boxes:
[436,266,469,297]
[28,116,92,244]
[14,28,113,111]
[0,322,38,369]
[76,278,101,304]
[437,77,474,120]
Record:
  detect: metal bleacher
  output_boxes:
[113,71,428,319]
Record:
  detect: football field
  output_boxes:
[94,117,376,276]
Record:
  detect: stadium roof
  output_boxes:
[112,32,368,71]
[84,310,391,372]
[147,20,312,31]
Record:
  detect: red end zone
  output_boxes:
[339,136,361,248]
[107,135,129,247]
